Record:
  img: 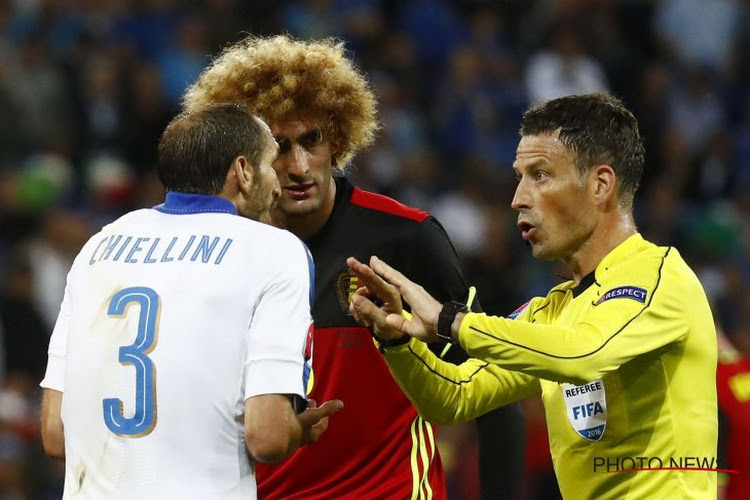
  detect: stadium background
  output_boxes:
[0,0,748,498]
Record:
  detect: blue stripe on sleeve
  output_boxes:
[302,241,315,308]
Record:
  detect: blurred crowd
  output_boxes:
[0,0,749,498]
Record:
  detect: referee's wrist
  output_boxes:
[375,335,411,354]
[451,312,467,342]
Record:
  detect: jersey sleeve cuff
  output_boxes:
[39,353,65,392]
[457,312,481,348]
[245,360,305,400]
[374,336,413,354]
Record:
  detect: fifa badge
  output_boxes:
[562,379,607,441]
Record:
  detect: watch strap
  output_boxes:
[437,301,468,343]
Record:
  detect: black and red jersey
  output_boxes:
[257,176,523,499]
[257,176,462,499]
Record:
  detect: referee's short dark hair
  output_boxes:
[157,103,269,195]
[520,93,645,208]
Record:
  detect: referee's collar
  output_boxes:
[154,192,238,215]
[572,272,596,297]
[572,233,646,298]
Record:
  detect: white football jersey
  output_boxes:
[41,193,314,499]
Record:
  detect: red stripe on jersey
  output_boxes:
[350,187,430,222]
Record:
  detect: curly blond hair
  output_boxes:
[182,34,378,170]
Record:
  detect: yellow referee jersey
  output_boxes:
[382,234,717,499]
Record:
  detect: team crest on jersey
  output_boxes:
[596,286,647,305]
[335,269,359,313]
[562,379,607,442]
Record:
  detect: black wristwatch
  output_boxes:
[436,301,469,343]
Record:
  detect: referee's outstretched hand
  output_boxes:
[347,256,404,341]
[350,256,442,343]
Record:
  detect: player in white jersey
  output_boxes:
[39,104,344,499]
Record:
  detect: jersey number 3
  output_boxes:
[103,286,160,437]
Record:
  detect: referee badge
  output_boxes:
[335,269,359,313]
[562,379,607,442]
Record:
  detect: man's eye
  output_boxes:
[535,171,548,180]
[275,137,291,154]
[302,129,323,147]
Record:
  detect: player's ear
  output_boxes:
[590,164,616,206]
[231,156,254,195]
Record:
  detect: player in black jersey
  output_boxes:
[183,34,525,499]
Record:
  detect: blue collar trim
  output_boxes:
[154,192,238,215]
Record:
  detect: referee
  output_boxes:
[350,93,718,499]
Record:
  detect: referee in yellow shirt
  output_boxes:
[348,93,717,499]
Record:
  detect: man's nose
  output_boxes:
[287,144,310,178]
[511,180,530,211]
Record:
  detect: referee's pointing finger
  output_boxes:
[370,255,407,290]
[347,257,390,296]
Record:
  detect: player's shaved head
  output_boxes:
[157,103,270,194]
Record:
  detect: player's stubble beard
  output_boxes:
[244,177,280,225]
